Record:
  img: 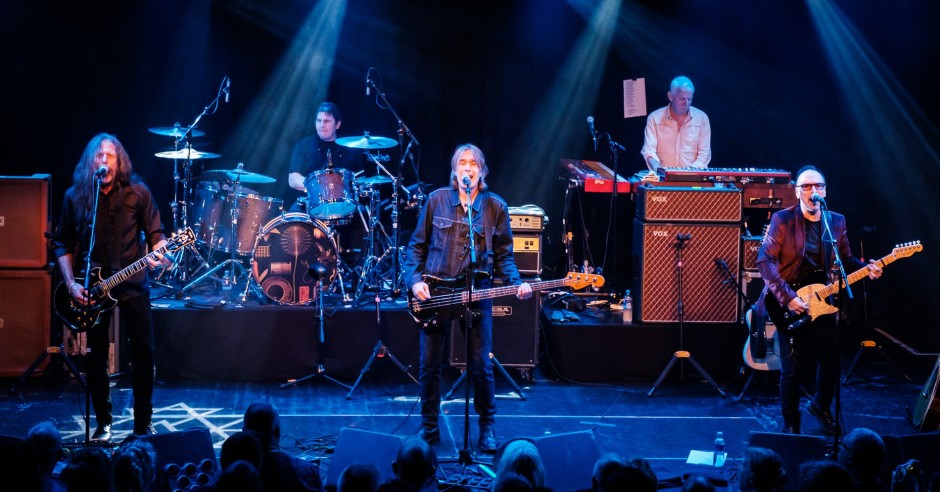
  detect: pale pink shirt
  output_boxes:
[640,106,712,170]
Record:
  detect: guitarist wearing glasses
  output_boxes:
[52,133,172,442]
[404,143,532,454]
[757,165,882,436]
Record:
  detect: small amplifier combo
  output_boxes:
[513,234,542,275]
[742,235,762,271]
[636,185,741,223]
[508,205,547,232]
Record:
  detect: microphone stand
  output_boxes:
[367,69,418,299]
[819,199,848,446]
[80,174,105,444]
[459,180,478,466]
[595,129,628,293]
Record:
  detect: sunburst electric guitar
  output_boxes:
[54,228,195,332]
[408,271,604,332]
[764,241,923,334]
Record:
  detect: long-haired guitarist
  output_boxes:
[756,165,882,435]
[51,133,172,442]
[403,143,532,454]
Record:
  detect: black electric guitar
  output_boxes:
[742,307,781,371]
[408,271,604,332]
[764,241,923,334]
[54,228,195,332]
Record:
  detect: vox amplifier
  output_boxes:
[636,185,741,223]
[743,235,762,271]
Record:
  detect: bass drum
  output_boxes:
[251,213,337,305]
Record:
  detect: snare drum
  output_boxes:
[251,213,337,305]
[305,168,357,221]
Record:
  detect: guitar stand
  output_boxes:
[345,288,418,399]
[444,353,526,401]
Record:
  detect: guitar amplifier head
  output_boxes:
[636,185,741,223]
[509,205,547,232]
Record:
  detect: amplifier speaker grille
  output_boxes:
[632,220,740,323]
[0,175,51,268]
[636,186,741,223]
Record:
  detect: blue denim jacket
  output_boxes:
[404,187,522,289]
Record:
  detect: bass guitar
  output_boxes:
[54,228,195,332]
[409,271,604,332]
[764,241,922,334]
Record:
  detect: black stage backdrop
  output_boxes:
[2,0,938,347]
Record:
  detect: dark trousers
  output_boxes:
[778,314,839,426]
[86,292,156,431]
[419,300,496,430]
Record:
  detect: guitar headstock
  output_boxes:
[167,227,197,251]
[563,272,605,290]
[892,240,923,259]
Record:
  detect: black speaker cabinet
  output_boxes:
[139,428,218,492]
[0,174,50,268]
[450,286,540,369]
[0,269,51,377]
[632,220,740,323]
[748,432,828,488]
[326,427,403,487]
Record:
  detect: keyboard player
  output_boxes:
[640,75,712,173]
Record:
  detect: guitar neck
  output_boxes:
[813,251,897,300]
[92,246,168,296]
[467,278,572,302]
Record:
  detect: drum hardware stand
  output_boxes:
[345,285,419,399]
[179,169,252,303]
[354,154,405,302]
[281,262,351,391]
[648,233,727,398]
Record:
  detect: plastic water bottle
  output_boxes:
[622,290,633,324]
[713,431,726,466]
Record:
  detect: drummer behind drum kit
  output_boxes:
[150,125,420,307]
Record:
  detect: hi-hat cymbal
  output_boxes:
[148,126,205,138]
[355,175,393,186]
[335,134,397,149]
[155,148,220,160]
[205,168,276,184]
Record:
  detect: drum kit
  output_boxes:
[150,124,422,307]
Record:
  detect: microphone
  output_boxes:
[676,233,691,241]
[461,176,471,190]
[224,77,230,103]
[365,69,371,96]
[714,258,728,270]
[94,166,108,178]
[586,116,596,152]
[810,193,824,204]
[308,262,327,279]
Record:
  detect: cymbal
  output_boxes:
[205,168,276,184]
[335,134,397,149]
[148,126,205,138]
[155,148,220,160]
[355,175,393,186]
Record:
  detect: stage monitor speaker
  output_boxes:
[632,220,740,323]
[450,287,540,369]
[0,174,51,268]
[636,185,741,223]
[534,430,600,492]
[326,427,403,487]
[748,432,827,489]
[513,234,542,275]
[0,269,51,377]
[139,428,218,492]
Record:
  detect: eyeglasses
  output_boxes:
[797,183,826,191]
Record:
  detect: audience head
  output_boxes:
[493,438,545,490]
[221,430,264,470]
[242,400,281,450]
[493,471,536,492]
[739,446,787,492]
[337,462,382,492]
[392,436,438,489]
[592,452,626,491]
[682,474,716,492]
[838,427,886,483]
[797,459,855,492]
[600,457,657,492]
[0,434,43,492]
[216,460,262,492]
[25,421,63,475]
[112,439,157,492]
[60,446,114,492]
